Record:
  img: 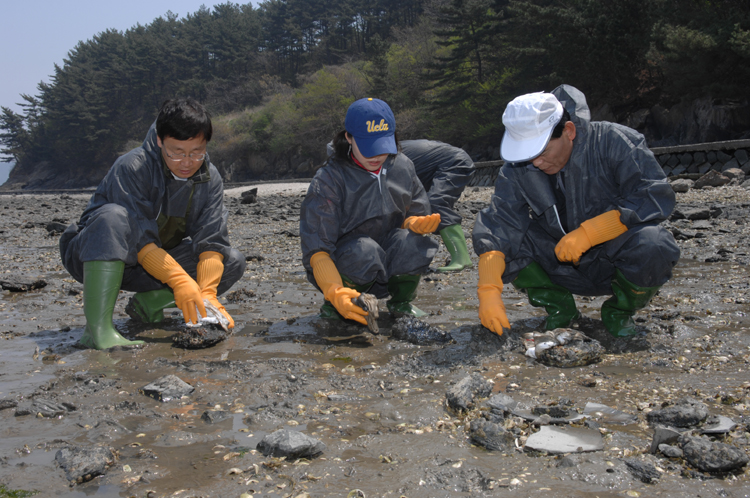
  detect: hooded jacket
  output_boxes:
[473,84,676,259]
[300,152,431,271]
[76,123,231,259]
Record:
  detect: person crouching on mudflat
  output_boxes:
[300,98,440,325]
[473,85,679,337]
[60,98,245,349]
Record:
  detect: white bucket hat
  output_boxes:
[500,92,563,163]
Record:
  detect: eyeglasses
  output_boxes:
[164,151,206,162]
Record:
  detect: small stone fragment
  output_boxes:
[0,278,48,292]
[141,375,194,402]
[256,429,326,459]
[446,373,492,412]
[646,398,708,428]
[658,444,683,458]
[55,446,115,483]
[469,419,514,451]
[15,399,69,418]
[0,399,19,411]
[201,410,231,424]
[623,458,660,483]
[649,425,682,454]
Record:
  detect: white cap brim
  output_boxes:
[500,128,553,163]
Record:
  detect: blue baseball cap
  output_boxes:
[344,98,397,157]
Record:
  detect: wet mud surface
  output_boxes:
[1,186,749,497]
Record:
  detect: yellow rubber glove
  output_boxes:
[138,243,206,325]
[402,213,441,234]
[555,210,627,264]
[310,251,368,325]
[196,251,234,329]
[477,251,510,336]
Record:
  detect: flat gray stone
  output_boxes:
[701,415,737,434]
[670,179,692,193]
[658,444,683,458]
[469,419,515,451]
[650,425,682,454]
[257,429,325,458]
[55,446,114,483]
[583,402,637,425]
[524,426,603,454]
[722,167,745,181]
[141,375,194,402]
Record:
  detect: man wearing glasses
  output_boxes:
[60,98,245,349]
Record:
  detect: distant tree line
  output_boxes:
[1,0,749,185]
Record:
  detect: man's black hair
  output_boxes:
[156,98,213,142]
[331,130,401,161]
[550,109,571,139]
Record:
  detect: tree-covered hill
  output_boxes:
[2,0,749,188]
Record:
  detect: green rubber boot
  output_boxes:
[601,269,661,337]
[320,275,374,320]
[386,274,427,317]
[79,261,144,350]
[125,288,176,324]
[438,224,473,272]
[513,261,580,330]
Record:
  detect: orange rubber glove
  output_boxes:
[196,251,234,329]
[555,210,627,264]
[138,243,206,325]
[402,213,441,234]
[310,251,368,325]
[477,251,510,336]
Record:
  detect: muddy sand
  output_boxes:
[0,183,749,497]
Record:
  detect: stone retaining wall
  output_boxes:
[469,139,750,187]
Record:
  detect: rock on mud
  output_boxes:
[531,330,604,368]
[0,399,18,411]
[55,446,115,484]
[172,323,231,349]
[0,278,47,292]
[469,419,514,451]
[446,373,492,413]
[646,398,709,428]
[201,410,231,424]
[15,398,73,418]
[256,429,326,459]
[141,375,195,402]
[623,458,661,483]
[524,426,604,454]
[679,434,749,473]
[392,316,452,345]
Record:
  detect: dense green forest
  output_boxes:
[1,0,749,186]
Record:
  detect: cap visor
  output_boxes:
[355,135,397,158]
[500,130,553,163]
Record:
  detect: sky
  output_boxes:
[0,0,247,115]
[1,1,251,181]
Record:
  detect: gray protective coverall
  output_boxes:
[472,85,680,295]
[60,124,245,294]
[401,140,475,230]
[300,153,438,298]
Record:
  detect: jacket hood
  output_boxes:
[551,84,591,127]
[141,122,162,161]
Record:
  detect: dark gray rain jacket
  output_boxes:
[401,140,475,229]
[76,123,231,260]
[300,153,432,271]
[473,84,676,259]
